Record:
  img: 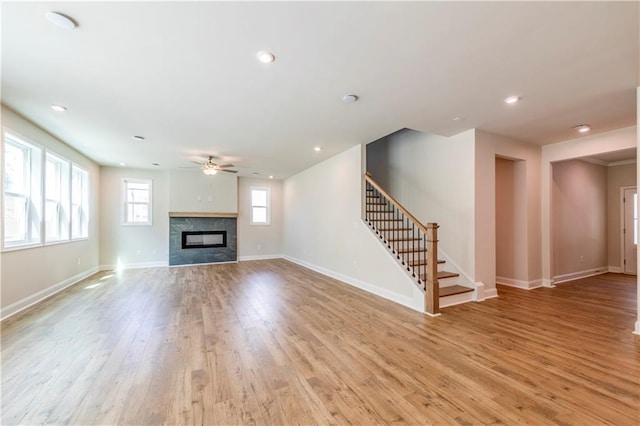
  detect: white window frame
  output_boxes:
[122,178,153,226]
[71,165,89,240]
[45,152,71,244]
[3,131,43,250]
[250,186,271,225]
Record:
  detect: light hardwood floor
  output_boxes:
[2,260,639,425]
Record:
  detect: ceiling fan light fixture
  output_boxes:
[574,124,591,133]
[45,11,77,30]
[203,167,218,176]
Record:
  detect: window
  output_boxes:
[71,165,89,239]
[250,187,270,225]
[3,133,43,248]
[3,131,91,250]
[123,178,152,225]
[45,153,70,242]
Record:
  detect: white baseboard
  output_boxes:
[542,278,555,288]
[553,267,608,284]
[481,282,499,300]
[496,276,543,290]
[283,255,424,313]
[608,266,623,273]
[1,266,100,321]
[474,281,486,301]
[168,260,237,268]
[99,260,168,271]
[238,254,284,261]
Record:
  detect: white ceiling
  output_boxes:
[2,1,638,178]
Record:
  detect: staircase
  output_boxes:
[363,172,473,315]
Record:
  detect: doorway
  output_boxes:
[622,186,637,275]
[495,157,527,287]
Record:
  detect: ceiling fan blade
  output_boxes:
[219,169,238,173]
[217,164,234,168]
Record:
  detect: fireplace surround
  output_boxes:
[169,212,237,266]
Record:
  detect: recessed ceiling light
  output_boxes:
[504,95,521,104]
[119,162,126,167]
[257,51,275,64]
[45,11,77,30]
[50,104,67,112]
[453,116,464,121]
[574,124,591,133]
[342,94,358,103]
[314,146,321,152]
[132,135,145,141]
[269,175,274,179]
[252,172,260,175]
[152,163,159,166]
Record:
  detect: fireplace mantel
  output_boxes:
[169,212,238,218]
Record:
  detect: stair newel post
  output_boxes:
[425,223,440,315]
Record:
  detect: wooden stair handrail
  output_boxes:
[364,172,433,238]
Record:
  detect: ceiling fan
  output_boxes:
[197,156,238,175]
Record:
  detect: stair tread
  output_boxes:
[407,259,445,266]
[437,270,460,279]
[419,270,460,280]
[386,237,421,242]
[395,247,425,254]
[439,285,474,297]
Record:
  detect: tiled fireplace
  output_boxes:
[169,212,237,266]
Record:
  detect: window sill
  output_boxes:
[2,242,43,252]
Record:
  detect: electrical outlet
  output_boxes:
[579,255,584,263]
[77,257,81,265]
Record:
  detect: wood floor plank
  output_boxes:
[2,261,639,425]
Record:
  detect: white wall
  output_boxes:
[606,162,636,270]
[475,130,542,294]
[365,133,391,191]
[542,126,637,285]
[283,144,425,311]
[238,177,283,259]
[1,106,100,319]
[169,170,237,213]
[551,160,607,280]
[378,129,477,280]
[99,167,169,269]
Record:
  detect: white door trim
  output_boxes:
[620,186,637,274]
